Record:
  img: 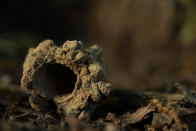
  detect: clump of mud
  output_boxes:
[21,40,112,120]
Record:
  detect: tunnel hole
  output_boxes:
[33,63,77,98]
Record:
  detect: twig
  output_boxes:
[161,71,173,93]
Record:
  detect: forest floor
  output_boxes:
[0,81,196,131]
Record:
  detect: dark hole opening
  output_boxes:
[33,63,77,98]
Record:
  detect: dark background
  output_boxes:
[0,0,196,91]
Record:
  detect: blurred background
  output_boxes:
[1,0,196,93]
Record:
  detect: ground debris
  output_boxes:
[1,87,196,130]
[151,113,172,129]
[175,82,196,105]
[103,104,155,129]
[120,104,155,124]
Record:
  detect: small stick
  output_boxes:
[161,71,173,93]
[175,82,196,105]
